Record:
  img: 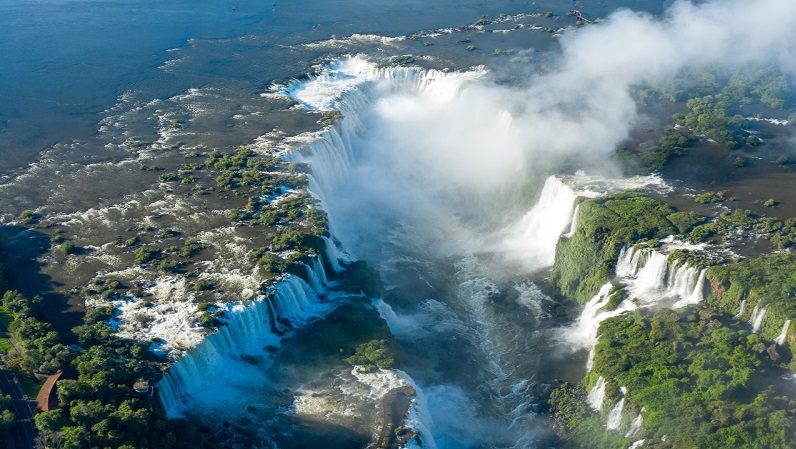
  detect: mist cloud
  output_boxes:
[297,0,796,262]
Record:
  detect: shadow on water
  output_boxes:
[272,418,372,449]
[0,224,83,334]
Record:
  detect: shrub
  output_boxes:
[19,210,37,224]
[60,242,77,255]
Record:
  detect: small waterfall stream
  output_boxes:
[776,319,791,345]
[750,305,768,334]
[587,376,607,412]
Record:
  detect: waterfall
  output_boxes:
[373,298,420,337]
[617,246,706,307]
[566,245,707,371]
[605,397,625,430]
[751,305,768,334]
[509,176,579,267]
[323,236,347,273]
[159,261,332,418]
[776,320,791,345]
[672,268,706,308]
[587,376,607,412]
[398,374,438,449]
[625,408,644,438]
[304,258,328,292]
[566,283,634,371]
[615,245,646,278]
[749,304,759,327]
[290,126,358,192]
[735,298,746,318]
[629,440,645,449]
[562,204,581,239]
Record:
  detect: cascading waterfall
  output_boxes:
[587,376,607,411]
[304,258,329,293]
[508,176,580,267]
[568,283,633,371]
[159,262,330,418]
[625,408,644,438]
[282,56,674,447]
[629,440,645,449]
[567,245,707,370]
[605,388,626,431]
[776,320,791,345]
[372,298,420,337]
[562,204,581,239]
[749,304,760,327]
[323,236,348,273]
[736,298,746,318]
[751,305,768,334]
[616,246,706,306]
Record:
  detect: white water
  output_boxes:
[280,56,683,448]
[736,298,746,318]
[625,408,644,438]
[373,298,423,337]
[605,396,625,431]
[503,174,669,269]
[565,245,707,370]
[504,176,581,267]
[587,376,607,412]
[751,305,768,334]
[562,204,581,239]
[749,304,760,328]
[323,235,348,273]
[776,320,791,345]
[616,246,706,306]
[159,266,331,418]
[629,440,645,449]
[568,283,634,371]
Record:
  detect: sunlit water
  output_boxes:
[7,0,782,448]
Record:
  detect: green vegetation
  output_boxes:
[624,66,792,173]
[0,286,220,449]
[60,242,78,255]
[276,298,397,372]
[551,307,795,449]
[675,95,747,148]
[318,110,342,125]
[679,207,796,249]
[615,127,694,174]
[36,333,217,449]
[0,394,14,435]
[551,193,679,304]
[2,291,71,374]
[391,55,415,66]
[345,339,396,370]
[666,211,706,234]
[706,253,796,351]
[19,210,38,224]
[694,190,725,204]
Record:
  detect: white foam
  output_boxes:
[587,376,606,411]
[775,319,790,345]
